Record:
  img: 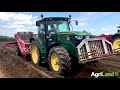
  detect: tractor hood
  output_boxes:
[57,31,93,47]
[57,31,91,36]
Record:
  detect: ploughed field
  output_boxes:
[0,42,120,78]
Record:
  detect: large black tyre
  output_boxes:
[112,36,120,51]
[48,46,71,76]
[30,40,41,65]
[16,47,22,56]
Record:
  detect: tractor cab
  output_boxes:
[36,17,70,35]
[36,15,78,35]
[35,15,80,48]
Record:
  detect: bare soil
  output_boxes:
[0,42,62,78]
[0,42,120,78]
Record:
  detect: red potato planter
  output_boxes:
[96,28,120,52]
[3,32,34,59]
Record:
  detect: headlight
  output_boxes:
[67,37,70,40]
[86,36,89,39]
[66,35,70,40]
[75,36,83,40]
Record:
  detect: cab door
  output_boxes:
[47,24,58,44]
[38,22,46,42]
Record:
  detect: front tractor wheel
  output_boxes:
[30,41,40,65]
[48,46,71,76]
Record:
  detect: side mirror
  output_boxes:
[69,14,71,19]
[41,14,44,19]
[75,21,78,25]
[118,30,120,33]
[36,21,40,26]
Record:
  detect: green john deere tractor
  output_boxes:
[30,14,113,76]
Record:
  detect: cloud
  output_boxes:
[0,12,38,37]
[0,12,15,21]
[90,29,96,32]
[73,12,103,27]
[101,24,118,31]
[101,28,110,31]
[13,13,33,21]
[74,12,114,28]
[12,20,33,25]
[99,24,119,35]
[0,12,117,37]
[72,12,115,35]
[0,12,38,25]
[0,26,7,29]
[0,12,38,21]
[8,24,25,28]
[86,12,113,16]
[27,26,37,29]
[78,22,87,27]
[15,28,29,32]
[73,17,88,27]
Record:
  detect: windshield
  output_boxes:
[47,20,70,32]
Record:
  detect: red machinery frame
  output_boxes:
[96,34,112,43]
[3,32,34,58]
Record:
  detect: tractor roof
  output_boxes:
[39,17,70,21]
[36,17,70,26]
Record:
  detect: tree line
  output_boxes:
[0,36,15,42]
[82,30,96,38]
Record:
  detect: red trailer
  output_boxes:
[2,32,34,59]
[96,26,120,51]
[96,34,112,43]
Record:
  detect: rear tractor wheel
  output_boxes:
[30,41,40,65]
[112,37,120,52]
[48,46,71,76]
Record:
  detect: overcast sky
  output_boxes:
[0,12,120,37]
